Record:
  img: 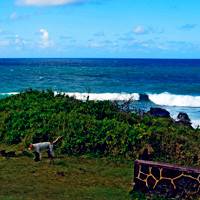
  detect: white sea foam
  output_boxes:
[148,92,200,107]
[191,120,200,128]
[0,92,19,96]
[54,92,140,101]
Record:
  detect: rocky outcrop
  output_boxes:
[147,107,170,118]
[139,94,150,101]
[176,112,192,127]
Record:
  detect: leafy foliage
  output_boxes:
[0,90,199,166]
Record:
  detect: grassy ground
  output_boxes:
[0,154,133,200]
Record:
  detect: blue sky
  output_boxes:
[0,0,200,58]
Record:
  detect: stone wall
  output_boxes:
[133,160,200,199]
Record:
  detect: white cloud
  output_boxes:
[133,25,164,35]
[88,41,104,48]
[0,34,27,49]
[39,28,53,48]
[87,39,119,50]
[9,12,32,21]
[16,0,86,6]
[15,35,26,46]
[133,25,149,35]
[0,40,10,47]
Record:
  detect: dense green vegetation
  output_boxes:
[0,89,199,167]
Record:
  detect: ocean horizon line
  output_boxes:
[0,57,200,60]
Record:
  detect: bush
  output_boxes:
[0,90,199,166]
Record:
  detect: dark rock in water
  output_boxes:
[139,94,150,101]
[147,107,170,118]
[176,112,192,127]
[177,112,191,122]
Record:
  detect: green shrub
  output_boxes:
[0,90,199,166]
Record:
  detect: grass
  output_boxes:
[0,154,133,200]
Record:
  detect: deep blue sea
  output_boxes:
[0,58,200,127]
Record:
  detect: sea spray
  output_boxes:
[148,92,200,107]
[54,92,140,101]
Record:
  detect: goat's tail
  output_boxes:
[52,136,63,145]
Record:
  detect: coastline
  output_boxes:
[1,91,200,128]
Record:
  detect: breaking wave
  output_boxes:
[148,92,200,107]
[1,91,200,108]
[54,92,140,101]
[54,92,200,107]
[0,92,19,96]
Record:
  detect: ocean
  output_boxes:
[0,58,200,127]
